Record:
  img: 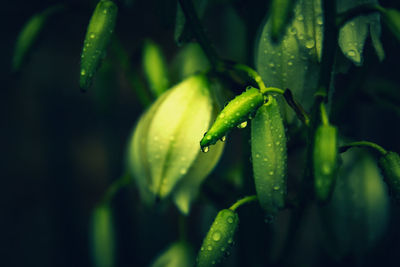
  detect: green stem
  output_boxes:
[320,103,329,125]
[283,89,310,126]
[336,4,384,29]
[229,195,258,211]
[100,172,131,204]
[339,141,387,155]
[110,38,152,107]
[178,0,220,68]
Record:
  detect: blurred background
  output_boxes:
[1,0,400,266]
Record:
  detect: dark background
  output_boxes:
[1,0,400,266]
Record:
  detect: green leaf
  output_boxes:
[80,0,118,91]
[337,0,384,65]
[256,0,323,119]
[142,40,170,97]
[379,151,400,201]
[251,96,287,217]
[382,8,400,43]
[90,204,116,267]
[196,209,239,267]
[12,5,64,71]
[150,241,195,267]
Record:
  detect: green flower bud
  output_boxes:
[80,0,118,91]
[90,204,115,267]
[381,8,400,43]
[256,0,323,117]
[269,0,297,41]
[337,0,384,65]
[320,152,389,258]
[196,209,239,267]
[12,5,64,71]
[150,241,195,267]
[251,95,287,217]
[127,74,224,214]
[378,151,400,201]
[142,40,169,97]
[200,86,264,149]
[313,124,338,202]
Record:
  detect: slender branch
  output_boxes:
[229,195,258,211]
[178,0,220,68]
[336,4,383,29]
[283,89,310,126]
[339,141,387,155]
[320,103,329,125]
[101,172,132,204]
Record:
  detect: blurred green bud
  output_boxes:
[12,5,64,71]
[150,241,195,267]
[256,0,323,119]
[80,0,118,91]
[270,0,297,41]
[196,209,239,267]
[142,40,169,97]
[381,8,400,43]
[200,86,264,149]
[90,204,115,267]
[320,152,389,258]
[127,74,224,214]
[378,151,400,201]
[337,0,384,65]
[313,124,338,202]
[251,95,287,218]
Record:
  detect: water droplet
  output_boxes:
[219,112,225,118]
[297,15,304,21]
[81,70,86,76]
[212,231,221,241]
[263,157,268,162]
[317,16,323,25]
[269,171,274,175]
[288,61,293,66]
[103,9,108,14]
[201,146,209,153]
[220,136,226,142]
[273,186,280,191]
[347,50,356,57]
[206,135,212,140]
[90,33,95,39]
[305,39,315,49]
[228,238,233,244]
[269,63,275,68]
[227,217,234,224]
[221,247,225,252]
[180,169,187,175]
[201,246,204,251]
[207,245,213,251]
[289,27,297,35]
[237,121,248,129]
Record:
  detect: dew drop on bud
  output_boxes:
[201,146,209,153]
[237,121,248,129]
[220,136,226,142]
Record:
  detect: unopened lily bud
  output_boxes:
[90,204,115,267]
[150,241,195,267]
[196,209,239,267]
[378,151,400,201]
[200,86,264,149]
[313,124,339,202]
[127,74,224,214]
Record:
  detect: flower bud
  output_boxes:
[320,152,389,258]
[127,74,224,214]
[80,0,118,91]
[90,204,115,267]
[196,209,239,267]
[313,124,338,202]
[150,241,195,267]
[251,95,287,217]
[200,86,264,149]
[378,151,400,201]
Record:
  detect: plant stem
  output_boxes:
[320,103,329,125]
[101,171,131,204]
[339,141,387,155]
[229,195,258,212]
[178,0,220,68]
[283,89,310,126]
[336,3,383,29]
